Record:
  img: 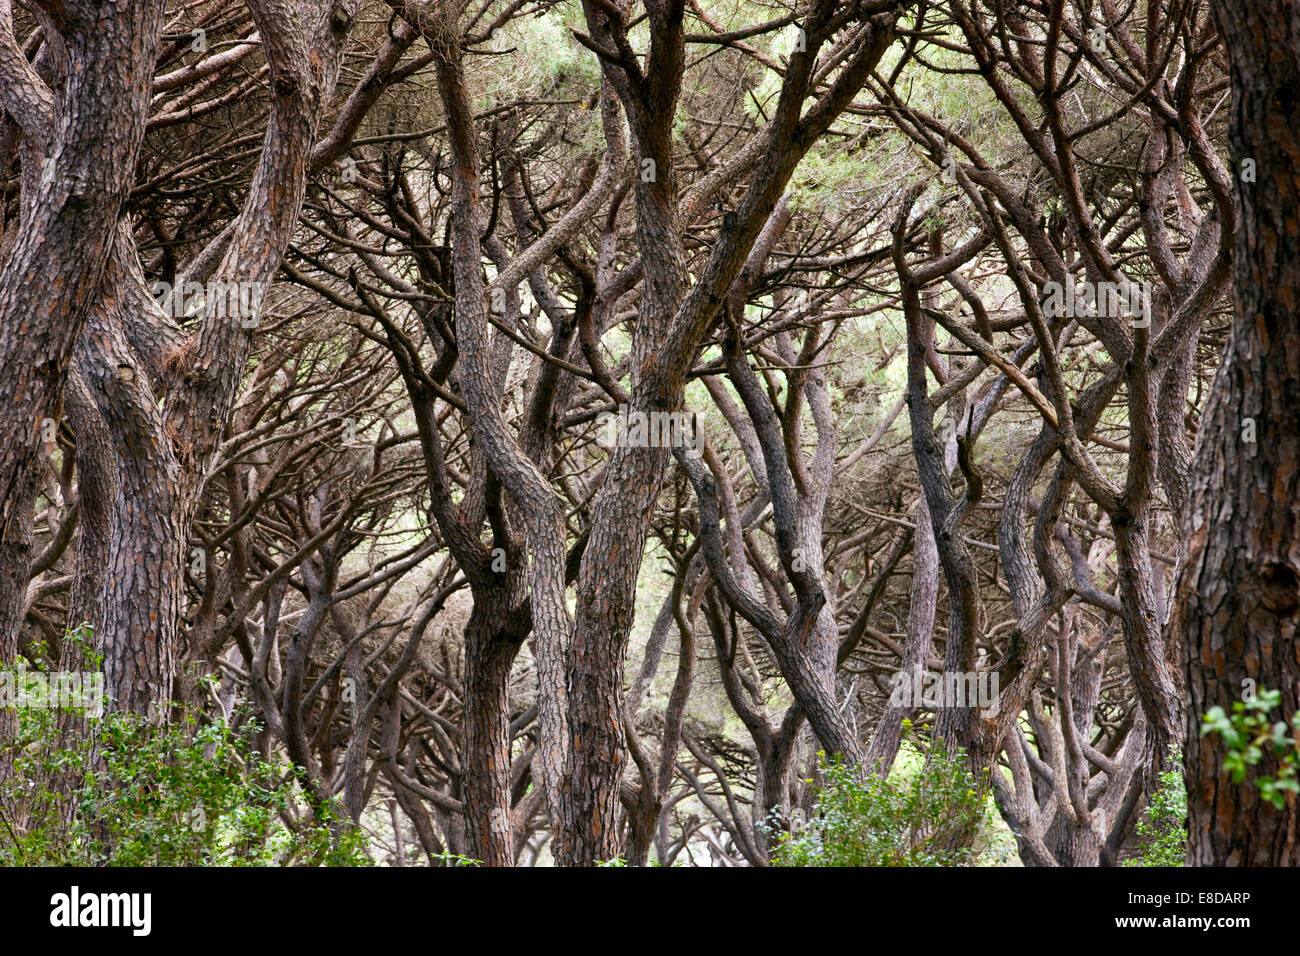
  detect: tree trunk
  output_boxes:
[461,599,523,867]
[0,0,166,657]
[1179,0,1300,866]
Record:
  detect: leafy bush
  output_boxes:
[1124,757,1187,867]
[1202,687,1300,809]
[432,850,482,867]
[772,735,994,867]
[0,645,368,866]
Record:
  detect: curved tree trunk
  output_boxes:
[0,0,166,659]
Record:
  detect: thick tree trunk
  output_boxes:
[75,0,362,718]
[0,0,166,658]
[76,249,185,716]
[560,441,675,864]
[1179,0,1300,866]
[460,599,523,867]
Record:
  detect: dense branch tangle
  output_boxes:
[0,0,1249,866]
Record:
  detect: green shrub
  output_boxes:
[1202,687,1300,809]
[432,850,482,867]
[772,735,994,867]
[1123,757,1187,867]
[0,647,368,867]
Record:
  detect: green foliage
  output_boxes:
[0,642,369,867]
[432,850,481,867]
[1123,756,1187,867]
[1202,688,1300,809]
[771,737,994,867]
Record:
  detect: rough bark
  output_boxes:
[1179,0,1300,866]
[75,0,363,717]
[0,0,166,659]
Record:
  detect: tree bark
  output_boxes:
[0,0,166,659]
[1179,0,1300,866]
